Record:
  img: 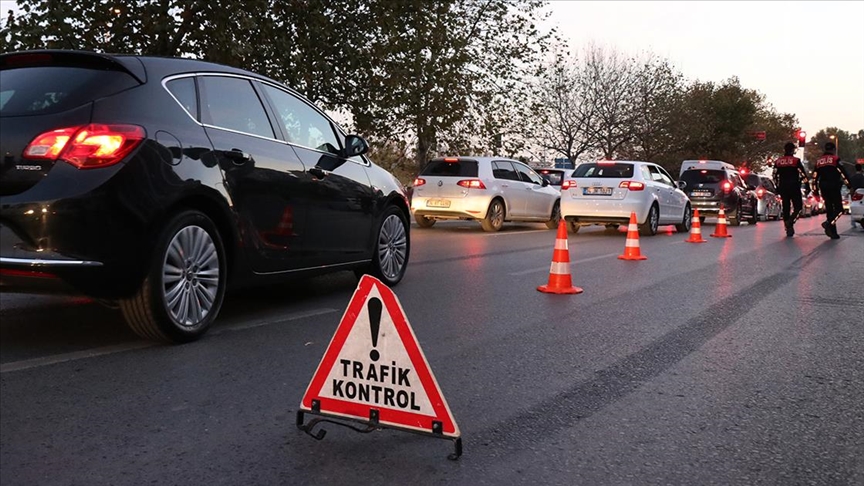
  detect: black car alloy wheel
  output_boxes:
[120,210,227,343]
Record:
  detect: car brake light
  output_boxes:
[24,124,146,169]
[413,177,426,187]
[852,192,864,201]
[597,160,615,165]
[444,157,459,163]
[722,181,732,192]
[457,179,486,189]
[756,188,765,198]
[619,181,644,191]
[561,180,576,190]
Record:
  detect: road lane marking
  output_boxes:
[510,252,619,276]
[212,308,338,334]
[0,308,338,374]
[0,342,155,374]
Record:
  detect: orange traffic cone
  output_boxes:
[685,208,707,243]
[537,220,583,294]
[711,205,731,238]
[618,212,647,260]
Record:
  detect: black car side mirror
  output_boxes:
[677,181,686,189]
[342,134,369,158]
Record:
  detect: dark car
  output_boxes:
[743,172,781,221]
[679,160,758,226]
[0,50,410,343]
[534,168,567,189]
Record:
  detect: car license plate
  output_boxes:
[426,199,451,208]
[583,187,612,195]
[691,190,711,197]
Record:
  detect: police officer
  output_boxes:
[813,142,851,239]
[772,142,811,237]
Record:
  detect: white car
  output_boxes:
[850,188,864,229]
[411,157,561,232]
[561,160,692,235]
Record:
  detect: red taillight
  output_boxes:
[444,157,459,163]
[413,177,426,187]
[562,180,576,190]
[851,192,863,201]
[619,181,645,191]
[756,188,765,198]
[23,124,146,169]
[23,127,77,160]
[722,181,732,192]
[457,179,486,189]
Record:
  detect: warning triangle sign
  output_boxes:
[300,275,460,438]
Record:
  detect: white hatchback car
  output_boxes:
[850,188,864,229]
[561,160,692,235]
[411,157,561,232]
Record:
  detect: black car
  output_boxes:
[0,50,410,343]
[534,168,568,189]
[679,160,758,226]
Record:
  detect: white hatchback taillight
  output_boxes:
[619,181,645,191]
[561,180,576,190]
[23,124,146,169]
[457,179,486,189]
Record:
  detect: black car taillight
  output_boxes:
[23,124,146,169]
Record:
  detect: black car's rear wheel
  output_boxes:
[728,202,741,226]
[120,210,226,343]
[357,206,409,286]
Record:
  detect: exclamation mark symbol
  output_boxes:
[368,297,382,362]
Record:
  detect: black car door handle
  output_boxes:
[224,149,251,164]
[309,167,328,179]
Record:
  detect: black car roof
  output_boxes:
[0,50,277,87]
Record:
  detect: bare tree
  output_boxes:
[532,50,597,163]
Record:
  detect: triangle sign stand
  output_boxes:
[296,275,462,460]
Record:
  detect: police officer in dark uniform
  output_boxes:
[813,142,851,239]
[772,142,811,237]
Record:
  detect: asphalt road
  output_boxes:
[1,215,862,486]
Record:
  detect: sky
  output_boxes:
[545,0,864,139]
[2,0,862,140]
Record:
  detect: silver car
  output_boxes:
[411,157,561,231]
[561,160,692,235]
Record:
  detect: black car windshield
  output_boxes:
[681,169,724,184]
[745,174,761,187]
[420,159,479,177]
[0,66,139,116]
[572,163,634,178]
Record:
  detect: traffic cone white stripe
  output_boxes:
[628,223,638,231]
[625,239,640,248]
[550,262,570,274]
[554,239,568,251]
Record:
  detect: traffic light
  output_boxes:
[797,130,807,148]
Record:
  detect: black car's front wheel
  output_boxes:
[357,205,410,286]
[120,210,227,343]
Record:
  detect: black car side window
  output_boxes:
[165,77,198,121]
[259,83,342,155]
[198,76,274,139]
